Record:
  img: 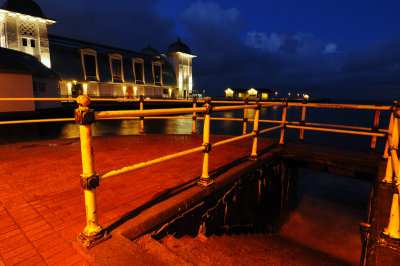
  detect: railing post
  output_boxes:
[198,97,213,187]
[382,104,397,182]
[381,103,400,241]
[139,95,145,135]
[75,95,108,248]
[192,96,197,135]
[279,98,288,145]
[299,99,307,142]
[249,98,261,160]
[370,100,381,152]
[243,96,249,135]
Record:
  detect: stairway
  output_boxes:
[136,233,352,266]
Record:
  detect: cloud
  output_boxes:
[245,32,282,53]
[22,1,400,100]
[38,0,176,51]
[324,43,337,54]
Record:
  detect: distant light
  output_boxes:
[275,92,278,95]
[304,94,310,100]
[67,82,72,97]
[288,92,291,96]
[297,93,300,97]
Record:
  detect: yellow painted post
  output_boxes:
[75,95,108,248]
[198,97,213,187]
[139,95,145,135]
[382,192,400,240]
[249,99,261,160]
[279,99,288,145]
[383,109,395,159]
[243,97,249,135]
[299,100,307,142]
[382,104,400,241]
[192,97,197,134]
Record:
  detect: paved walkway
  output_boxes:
[0,135,274,265]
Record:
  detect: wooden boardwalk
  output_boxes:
[0,134,382,265]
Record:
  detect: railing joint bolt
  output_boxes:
[300,121,306,126]
[243,117,248,123]
[203,143,212,153]
[192,116,197,121]
[252,130,259,137]
[80,173,100,190]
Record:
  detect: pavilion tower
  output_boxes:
[0,0,55,68]
[166,38,196,99]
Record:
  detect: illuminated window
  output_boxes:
[153,62,162,85]
[81,49,98,81]
[133,59,144,83]
[83,54,97,78]
[109,54,124,82]
[111,59,122,78]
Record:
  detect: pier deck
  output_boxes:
[0,135,382,265]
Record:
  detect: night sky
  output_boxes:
[10,0,400,100]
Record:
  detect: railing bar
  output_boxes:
[288,103,391,110]
[288,121,388,132]
[0,98,392,110]
[259,125,284,134]
[213,105,258,111]
[100,146,205,180]
[0,118,75,125]
[95,107,207,119]
[213,133,255,148]
[287,125,386,137]
[0,98,77,101]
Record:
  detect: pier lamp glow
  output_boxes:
[83,84,88,95]
[169,88,172,97]
[134,86,137,96]
[304,94,310,100]
[67,82,72,97]
[123,86,126,98]
[225,88,233,98]
[248,88,258,98]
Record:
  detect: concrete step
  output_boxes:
[160,233,353,265]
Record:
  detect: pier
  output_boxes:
[0,96,399,265]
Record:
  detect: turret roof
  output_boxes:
[166,38,192,55]
[0,0,48,19]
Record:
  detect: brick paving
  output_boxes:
[0,134,275,265]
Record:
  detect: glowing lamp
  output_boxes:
[83,84,88,95]
[67,82,72,97]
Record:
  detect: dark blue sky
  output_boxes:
[16,1,400,100]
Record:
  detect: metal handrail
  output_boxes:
[1,95,398,246]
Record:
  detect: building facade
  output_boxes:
[0,0,196,100]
